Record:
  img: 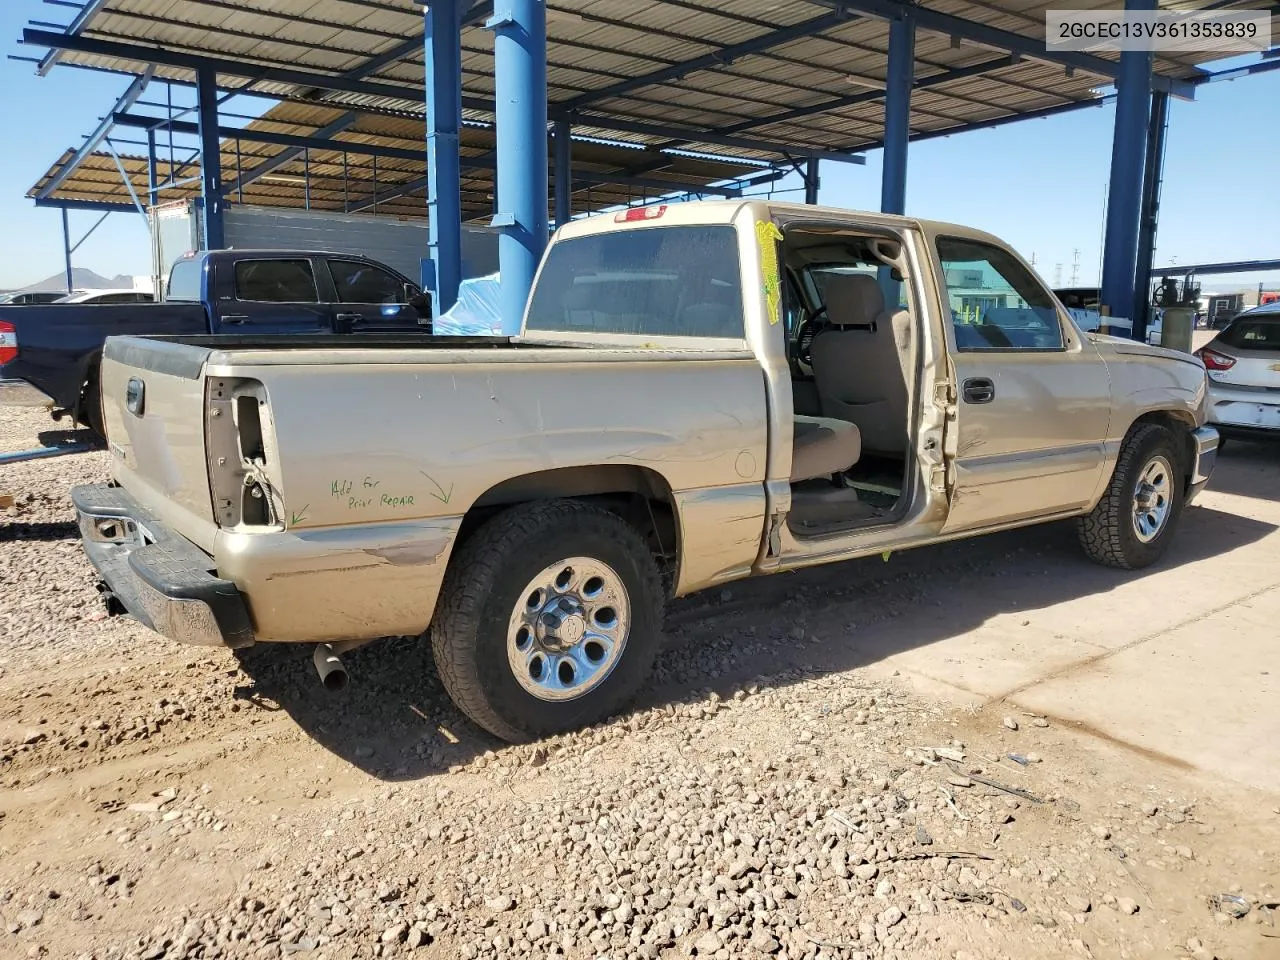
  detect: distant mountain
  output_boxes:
[15,268,137,294]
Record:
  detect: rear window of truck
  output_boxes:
[167,259,202,302]
[525,226,744,339]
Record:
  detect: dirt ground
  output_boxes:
[1,405,1277,960]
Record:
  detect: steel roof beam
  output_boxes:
[1151,259,1280,276]
[36,66,153,200]
[564,112,866,164]
[226,30,433,194]
[560,9,855,111]
[37,0,108,76]
[114,111,754,192]
[802,0,1200,99]
[226,111,362,193]
[23,28,431,104]
[25,29,867,163]
[33,197,132,214]
[720,55,1018,136]
[112,112,435,164]
[898,93,1115,147]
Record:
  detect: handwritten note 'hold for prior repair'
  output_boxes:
[331,477,418,512]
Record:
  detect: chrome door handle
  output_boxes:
[335,313,364,322]
[221,315,249,325]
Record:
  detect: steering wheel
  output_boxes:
[795,305,827,367]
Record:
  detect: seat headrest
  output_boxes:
[824,273,885,327]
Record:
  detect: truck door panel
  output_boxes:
[216,258,333,334]
[324,258,425,333]
[935,236,1111,532]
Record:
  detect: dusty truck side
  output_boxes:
[73,200,1217,743]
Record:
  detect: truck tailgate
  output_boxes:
[100,337,219,553]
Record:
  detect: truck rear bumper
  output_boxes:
[0,378,54,408]
[72,483,255,648]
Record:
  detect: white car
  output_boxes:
[1196,300,1280,441]
[53,289,155,304]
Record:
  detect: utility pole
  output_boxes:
[1054,263,1064,287]
[1070,249,1080,286]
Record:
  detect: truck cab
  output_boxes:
[165,250,431,335]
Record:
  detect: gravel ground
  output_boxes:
[1,405,1277,960]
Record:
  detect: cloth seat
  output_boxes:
[791,415,861,482]
[808,274,910,456]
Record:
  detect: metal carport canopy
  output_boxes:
[17,0,1276,333]
[22,0,1255,167]
[28,102,777,222]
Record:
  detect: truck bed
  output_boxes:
[0,302,207,412]
[128,333,542,351]
[98,333,769,643]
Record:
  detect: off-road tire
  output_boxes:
[1077,423,1184,570]
[430,499,664,743]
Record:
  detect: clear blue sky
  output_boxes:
[0,3,1276,292]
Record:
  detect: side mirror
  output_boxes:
[409,290,432,320]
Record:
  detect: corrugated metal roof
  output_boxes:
[24,0,1264,166]
[29,102,766,220]
[25,0,1267,165]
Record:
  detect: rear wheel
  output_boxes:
[1078,423,1184,569]
[430,499,664,742]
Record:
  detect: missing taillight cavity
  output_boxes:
[242,479,270,526]
[206,377,281,530]
[235,395,265,461]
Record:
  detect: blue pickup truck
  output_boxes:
[0,249,431,434]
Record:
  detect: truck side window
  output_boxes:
[937,237,1064,352]
[235,260,319,303]
[327,260,406,304]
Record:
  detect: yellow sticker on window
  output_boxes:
[756,220,785,325]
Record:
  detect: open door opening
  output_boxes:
[780,226,919,536]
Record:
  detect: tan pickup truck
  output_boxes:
[73,200,1218,742]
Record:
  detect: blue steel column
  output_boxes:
[489,0,549,335]
[1131,89,1169,339]
[1099,0,1155,335]
[195,65,224,249]
[146,128,159,208]
[804,158,820,204]
[62,208,74,294]
[425,0,463,317]
[880,10,915,215]
[553,118,572,228]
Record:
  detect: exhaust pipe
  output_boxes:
[312,643,349,692]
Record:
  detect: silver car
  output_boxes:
[1198,301,1280,440]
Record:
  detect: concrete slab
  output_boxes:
[865,440,1280,793]
[866,618,1107,700]
[1012,584,1280,792]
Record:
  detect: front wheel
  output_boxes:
[1077,423,1184,569]
[430,499,664,743]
